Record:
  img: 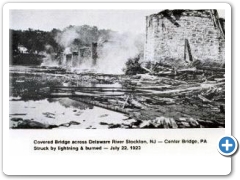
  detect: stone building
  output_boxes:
[144,9,225,66]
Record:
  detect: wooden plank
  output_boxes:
[122,95,130,109]
[187,118,200,128]
[184,39,193,62]
[198,94,212,102]
[169,118,178,129]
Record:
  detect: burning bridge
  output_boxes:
[59,42,98,68]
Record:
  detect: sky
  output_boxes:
[9,10,225,34]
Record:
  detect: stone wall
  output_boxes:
[144,10,225,67]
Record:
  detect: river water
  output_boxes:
[10,97,131,129]
[9,65,133,129]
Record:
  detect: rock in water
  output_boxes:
[69,121,81,125]
[108,124,121,129]
[13,120,57,129]
[11,118,23,122]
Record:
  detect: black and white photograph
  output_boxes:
[3,2,234,176]
[9,9,225,129]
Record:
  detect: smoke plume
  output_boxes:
[96,32,144,74]
[43,25,144,74]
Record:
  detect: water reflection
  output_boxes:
[48,98,92,110]
[10,97,129,129]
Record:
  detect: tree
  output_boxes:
[124,55,146,75]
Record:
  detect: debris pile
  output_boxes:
[10,63,225,129]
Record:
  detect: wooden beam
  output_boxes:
[184,39,193,62]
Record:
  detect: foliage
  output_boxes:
[124,55,146,75]
[10,29,63,55]
[9,25,113,65]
